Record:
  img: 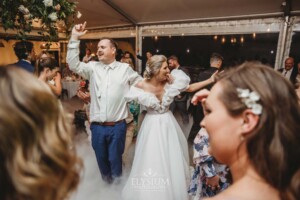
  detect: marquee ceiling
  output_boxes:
[74,0,300,30]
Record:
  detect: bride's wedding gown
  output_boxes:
[122,70,190,200]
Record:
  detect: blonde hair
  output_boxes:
[143,55,166,79]
[0,66,81,200]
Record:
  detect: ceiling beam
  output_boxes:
[102,0,137,26]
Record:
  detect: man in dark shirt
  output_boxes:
[188,53,223,142]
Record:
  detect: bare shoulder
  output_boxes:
[134,80,145,89]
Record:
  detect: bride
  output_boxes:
[122,55,190,200]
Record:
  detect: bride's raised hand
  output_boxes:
[71,21,88,40]
[166,74,174,84]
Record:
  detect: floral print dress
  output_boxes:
[188,128,231,199]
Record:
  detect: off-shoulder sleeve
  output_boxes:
[167,69,190,97]
[125,86,160,109]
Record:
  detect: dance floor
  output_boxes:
[61,97,194,200]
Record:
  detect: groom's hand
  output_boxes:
[71,21,88,40]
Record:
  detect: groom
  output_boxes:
[67,22,141,183]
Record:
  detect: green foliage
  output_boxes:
[0,0,77,42]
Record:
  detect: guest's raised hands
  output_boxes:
[71,21,88,40]
[191,89,210,105]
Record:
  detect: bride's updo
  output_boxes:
[143,55,167,79]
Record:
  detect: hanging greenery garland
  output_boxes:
[0,0,77,42]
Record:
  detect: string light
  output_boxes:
[213,35,218,40]
[252,33,256,39]
[240,36,244,43]
[222,37,226,44]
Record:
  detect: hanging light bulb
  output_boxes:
[222,37,226,43]
[154,36,158,40]
[213,35,218,40]
[240,36,244,43]
[252,33,256,39]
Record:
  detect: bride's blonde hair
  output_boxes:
[0,66,81,200]
[143,55,167,79]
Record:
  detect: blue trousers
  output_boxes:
[90,121,126,183]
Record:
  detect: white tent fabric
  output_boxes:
[75,0,300,29]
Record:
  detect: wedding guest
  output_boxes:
[189,53,223,142]
[67,22,141,183]
[192,62,300,200]
[12,41,36,73]
[82,48,93,63]
[168,55,191,138]
[37,57,62,97]
[136,50,153,74]
[119,57,140,167]
[278,57,298,84]
[0,66,81,200]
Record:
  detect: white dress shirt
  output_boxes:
[67,40,142,123]
[282,69,292,80]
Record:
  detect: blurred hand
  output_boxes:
[166,74,174,84]
[191,89,210,105]
[77,90,91,104]
[206,175,220,191]
[210,70,219,83]
[71,21,88,40]
[48,68,60,80]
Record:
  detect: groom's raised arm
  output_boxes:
[67,22,91,79]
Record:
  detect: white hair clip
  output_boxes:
[236,88,263,115]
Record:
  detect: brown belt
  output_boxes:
[92,119,125,126]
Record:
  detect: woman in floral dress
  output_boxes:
[188,128,231,199]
